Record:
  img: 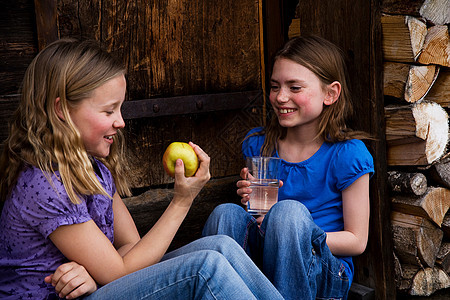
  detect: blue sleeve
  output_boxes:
[332,140,375,191]
[242,127,265,159]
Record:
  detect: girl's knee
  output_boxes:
[203,204,250,238]
[206,203,246,225]
[212,234,237,244]
[203,235,243,253]
[210,203,243,216]
[270,200,310,219]
[265,200,314,229]
[200,249,226,265]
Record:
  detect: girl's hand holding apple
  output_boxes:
[169,142,211,207]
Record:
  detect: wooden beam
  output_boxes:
[121,90,262,119]
[34,0,59,50]
[0,91,262,122]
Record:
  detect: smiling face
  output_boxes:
[269,58,332,132]
[67,75,126,158]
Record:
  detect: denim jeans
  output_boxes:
[202,201,350,300]
[82,235,283,300]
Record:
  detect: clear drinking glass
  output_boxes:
[245,156,281,215]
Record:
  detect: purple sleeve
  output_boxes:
[17,168,92,238]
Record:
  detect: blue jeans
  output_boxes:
[83,235,283,300]
[202,201,350,300]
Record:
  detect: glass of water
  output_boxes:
[245,156,281,215]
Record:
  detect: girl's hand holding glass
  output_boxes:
[237,167,252,205]
[237,167,283,206]
[237,167,283,225]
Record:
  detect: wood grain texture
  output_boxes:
[53,0,264,187]
[0,0,38,95]
[123,176,241,250]
[426,67,450,108]
[124,104,263,187]
[58,0,261,99]
[34,0,58,50]
[391,187,450,227]
[381,0,424,16]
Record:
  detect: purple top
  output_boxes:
[0,159,116,299]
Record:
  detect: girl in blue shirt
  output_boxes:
[203,36,374,300]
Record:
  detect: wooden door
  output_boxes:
[32,0,267,188]
[0,0,268,246]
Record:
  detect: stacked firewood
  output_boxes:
[382,0,450,296]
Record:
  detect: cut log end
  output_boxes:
[419,0,450,26]
[410,267,450,296]
[404,65,439,103]
[412,102,449,164]
[388,171,428,195]
[386,102,449,165]
[382,14,427,62]
[418,25,450,67]
[391,212,443,268]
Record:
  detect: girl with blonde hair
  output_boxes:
[0,39,283,300]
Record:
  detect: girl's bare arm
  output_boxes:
[325,173,370,256]
[49,142,210,286]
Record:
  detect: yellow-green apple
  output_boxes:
[162,142,199,177]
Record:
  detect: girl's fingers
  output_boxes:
[191,143,210,170]
[240,195,249,205]
[51,262,73,287]
[44,274,53,283]
[57,276,81,298]
[236,180,250,190]
[237,187,252,197]
[237,179,251,204]
[173,159,186,181]
[189,142,209,162]
[240,167,248,179]
[237,178,252,201]
[54,268,78,294]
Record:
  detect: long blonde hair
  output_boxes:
[258,35,371,156]
[0,38,131,204]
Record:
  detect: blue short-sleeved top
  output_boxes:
[242,127,374,284]
[0,158,116,299]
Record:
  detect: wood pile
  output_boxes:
[382,0,450,297]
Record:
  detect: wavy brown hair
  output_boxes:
[0,38,131,204]
[258,35,371,156]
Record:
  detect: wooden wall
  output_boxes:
[1,0,265,188]
[0,0,38,144]
[1,0,396,297]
